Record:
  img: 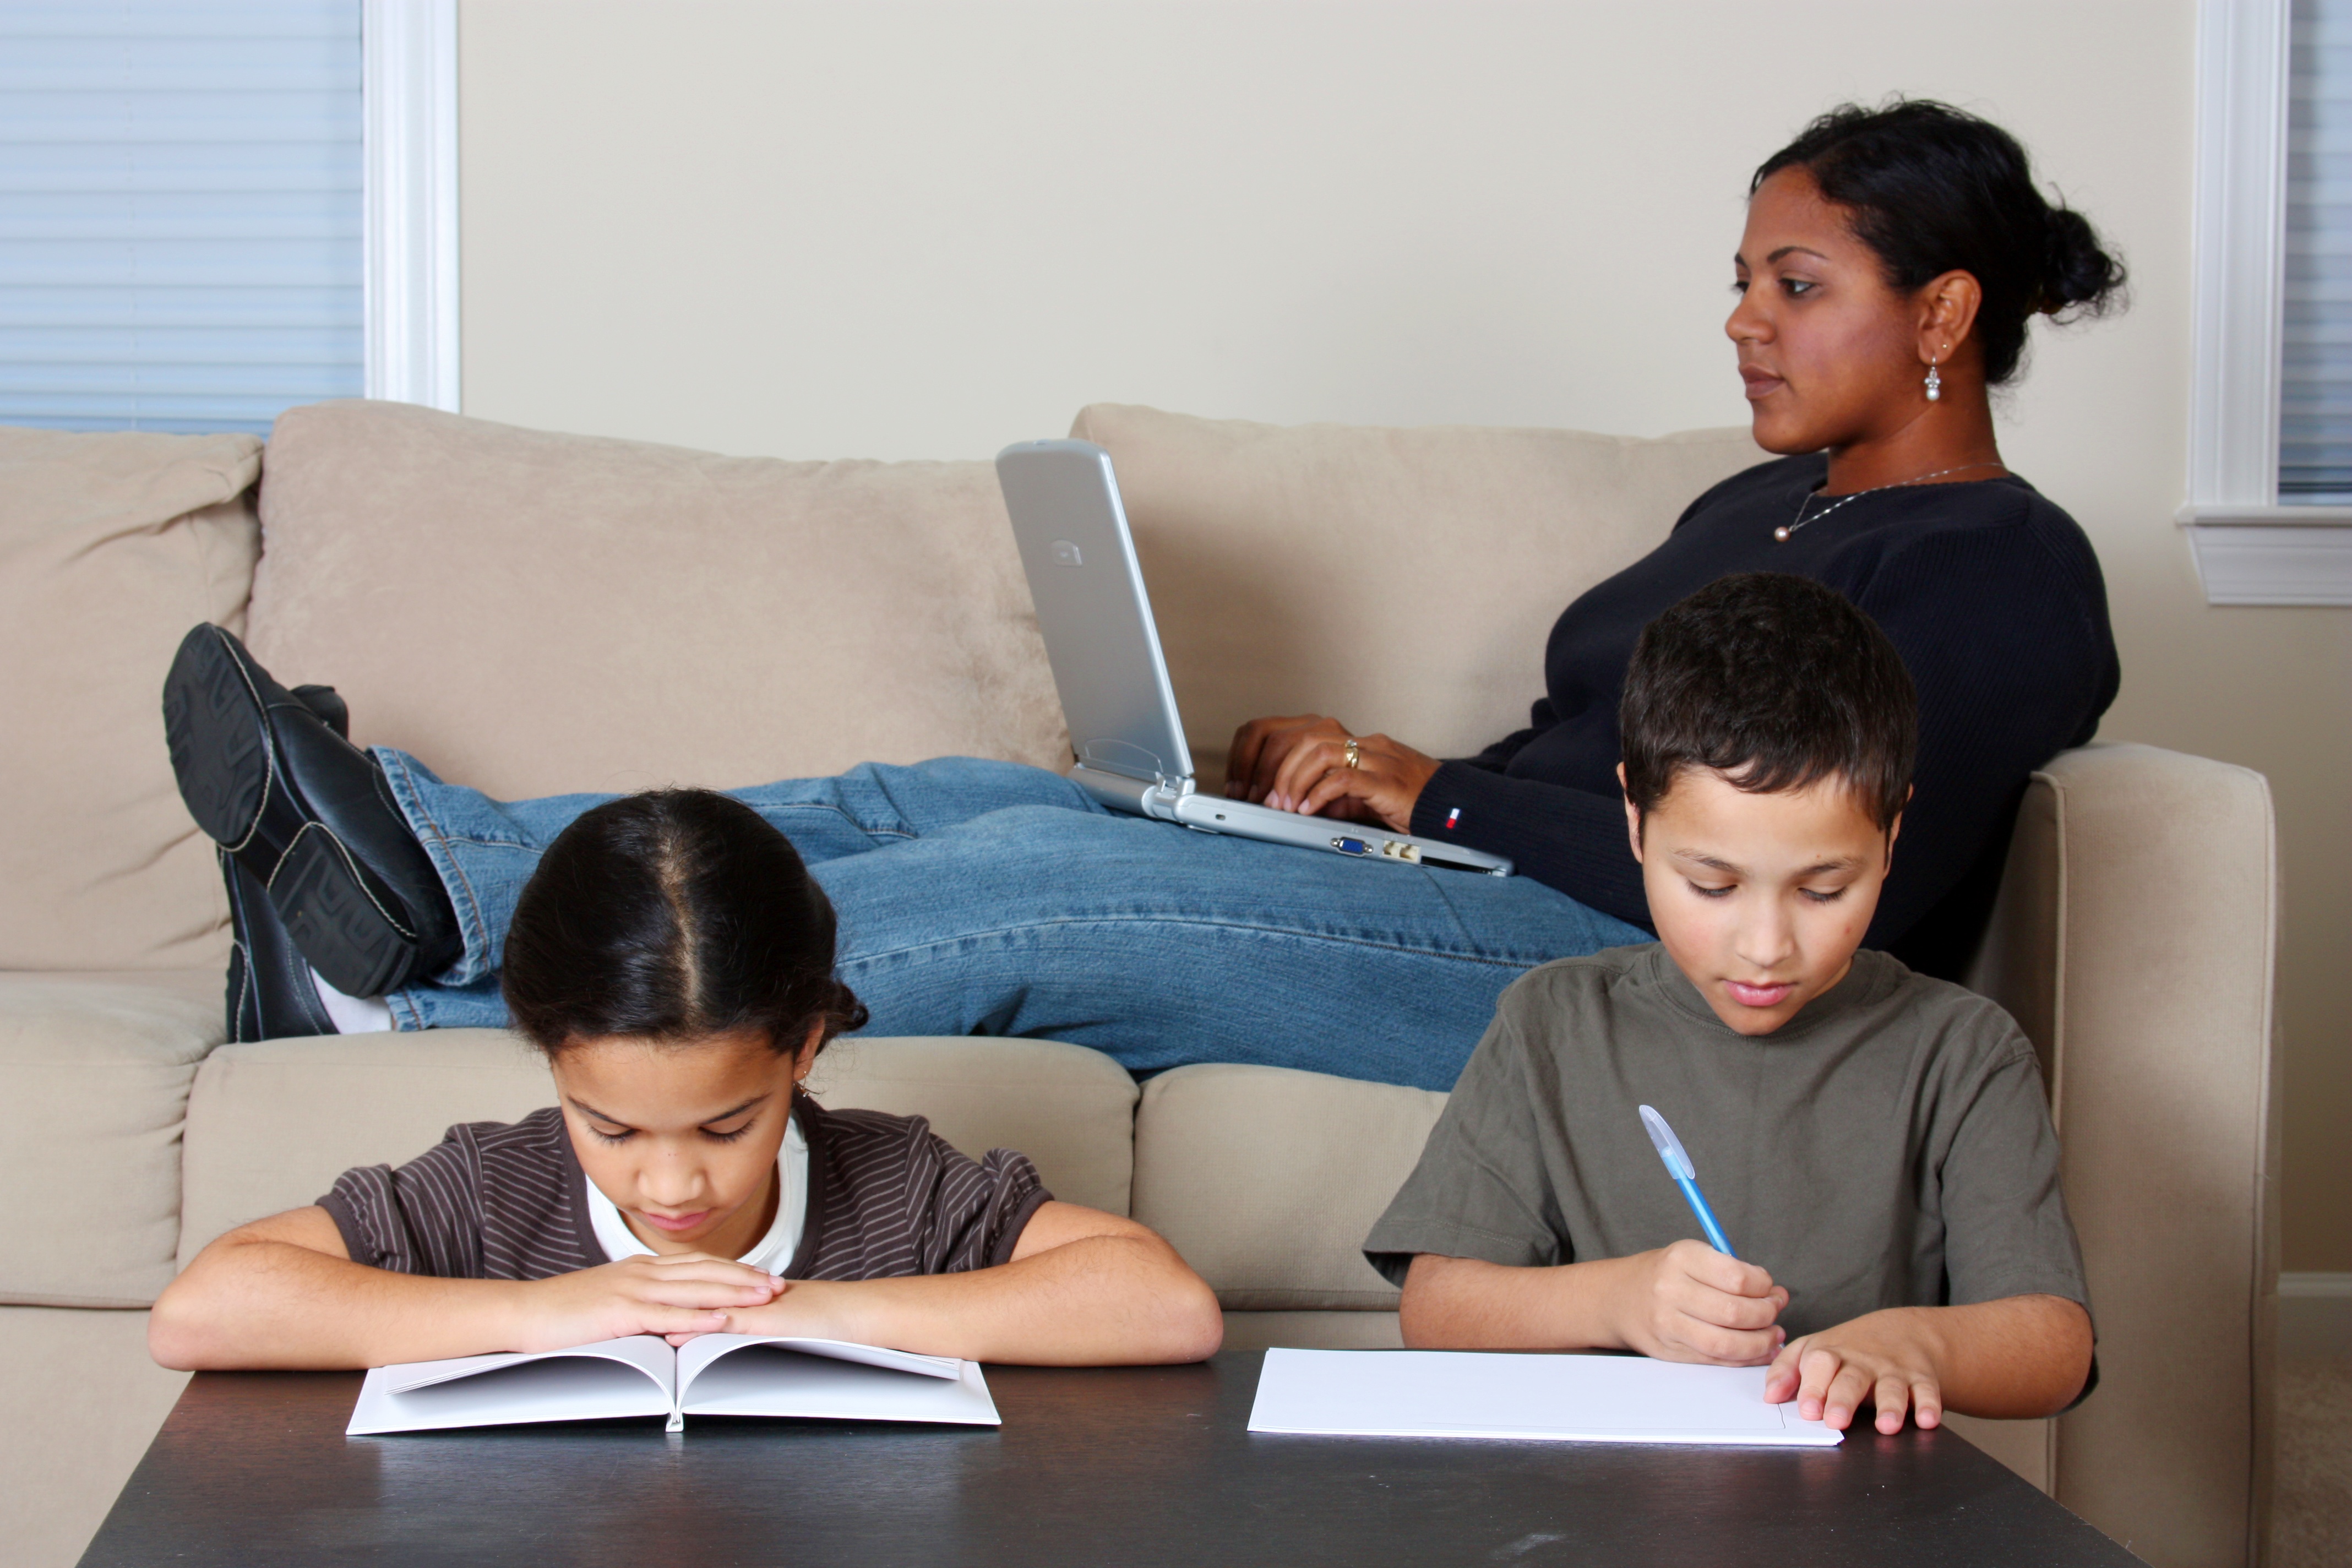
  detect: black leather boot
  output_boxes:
[164,624,461,998]
[220,849,339,1042]
[292,683,349,739]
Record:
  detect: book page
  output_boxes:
[346,1337,676,1436]
[674,1333,961,1390]
[379,1335,676,1396]
[1246,1349,1842,1447]
[677,1340,999,1427]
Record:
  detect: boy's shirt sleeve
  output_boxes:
[1362,997,1569,1286]
[317,1124,491,1280]
[1935,1023,2092,1314]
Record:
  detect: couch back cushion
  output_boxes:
[178,1032,1138,1267]
[0,428,262,971]
[1070,405,1764,788]
[1131,1063,1446,1310]
[243,401,1069,801]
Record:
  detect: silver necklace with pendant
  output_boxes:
[1774,461,2008,543]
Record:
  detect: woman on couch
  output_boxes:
[165,99,2121,1093]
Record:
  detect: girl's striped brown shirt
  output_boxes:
[319,1097,1051,1282]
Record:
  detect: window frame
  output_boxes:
[363,0,459,410]
[2184,0,2352,605]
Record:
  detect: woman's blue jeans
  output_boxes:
[375,754,1645,1092]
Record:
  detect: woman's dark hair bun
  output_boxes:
[1754,98,2126,385]
[500,788,867,1059]
[2042,204,2126,315]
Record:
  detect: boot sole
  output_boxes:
[272,826,423,998]
[163,626,274,853]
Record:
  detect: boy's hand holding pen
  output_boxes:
[1620,1105,1786,1365]
[1610,1240,1787,1366]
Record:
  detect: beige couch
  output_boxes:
[0,402,2279,1568]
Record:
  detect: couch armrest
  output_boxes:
[0,969,221,1307]
[1967,743,2279,1568]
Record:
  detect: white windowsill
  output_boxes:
[2176,504,2352,525]
[2176,508,2352,606]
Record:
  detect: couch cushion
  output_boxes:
[1131,1063,1444,1309]
[0,970,222,1306]
[179,1028,550,1267]
[1069,404,1762,788]
[243,401,1068,802]
[179,1032,1137,1264]
[0,428,260,971]
[1218,1310,1404,1353]
[805,1035,1138,1216]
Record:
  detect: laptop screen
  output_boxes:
[996,440,1196,786]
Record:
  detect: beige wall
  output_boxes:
[457,0,2350,1271]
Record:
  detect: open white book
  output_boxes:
[347,1333,999,1435]
[1247,1348,1840,1447]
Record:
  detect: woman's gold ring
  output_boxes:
[1343,738,1362,770]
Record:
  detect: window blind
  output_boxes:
[2284,0,2352,499]
[0,0,361,435]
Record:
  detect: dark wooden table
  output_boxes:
[82,1351,2145,1566]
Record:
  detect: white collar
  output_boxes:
[585,1111,809,1275]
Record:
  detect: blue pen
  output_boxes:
[1638,1104,1737,1257]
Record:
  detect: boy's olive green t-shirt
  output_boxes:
[1364,944,2089,1337]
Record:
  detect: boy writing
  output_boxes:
[1364,571,2094,1434]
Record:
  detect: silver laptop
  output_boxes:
[995,439,1512,878]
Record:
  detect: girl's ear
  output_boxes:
[792,1023,825,1083]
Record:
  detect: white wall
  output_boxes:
[456,0,2351,1271]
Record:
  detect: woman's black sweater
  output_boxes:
[1408,454,2120,979]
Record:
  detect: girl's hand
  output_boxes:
[515,1254,785,1351]
[674,1278,856,1347]
[1764,1309,1947,1434]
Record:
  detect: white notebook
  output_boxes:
[347,1333,999,1435]
[1247,1348,1841,1447]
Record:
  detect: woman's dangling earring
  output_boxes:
[1925,342,1947,402]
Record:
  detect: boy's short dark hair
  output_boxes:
[1620,572,1917,831]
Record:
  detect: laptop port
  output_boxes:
[1331,837,1370,856]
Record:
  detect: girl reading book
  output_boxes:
[149,789,1225,1371]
